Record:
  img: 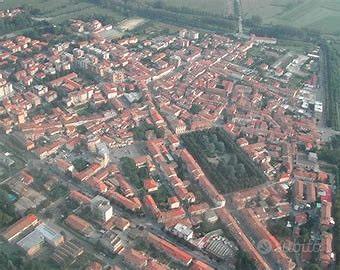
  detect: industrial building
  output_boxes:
[16,223,64,256]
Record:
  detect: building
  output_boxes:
[168,196,180,209]
[86,261,102,270]
[35,223,64,247]
[17,230,44,256]
[144,178,159,192]
[65,214,94,236]
[320,232,334,268]
[190,260,215,270]
[321,201,333,227]
[147,233,193,266]
[1,214,39,242]
[90,195,113,222]
[0,76,13,100]
[204,210,218,223]
[121,248,148,269]
[294,180,304,202]
[99,231,124,254]
[16,223,64,256]
[52,239,84,266]
[69,190,92,205]
[204,235,237,260]
[173,223,194,241]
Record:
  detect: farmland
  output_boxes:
[147,0,340,35]
[241,0,340,35]
[153,0,232,16]
[0,0,123,24]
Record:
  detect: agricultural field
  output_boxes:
[240,0,340,35]
[153,0,232,16]
[148,0,340,35]
[0,0,123,24]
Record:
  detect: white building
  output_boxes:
[90,195,113,222]
[172,223,193,241]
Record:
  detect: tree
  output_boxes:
[222,109,232,123]
[189,104,202,114]
[268,219,291,238]
[229,154,238,166]
[0,188,16,227]
[236,163,247,177]
[72,158,89,172]
[305,264,321,270]
[154,127,165,138]
[121,157,142,188]
[76,125,88,134]
[206,143,216,157]
[153,0,165,9]
[0,211,13,228]
[215,141,226,153]
[235,250,256,270]
[211,134,218,144]
[138,167,149,179]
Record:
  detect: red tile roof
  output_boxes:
[147,233,193,266]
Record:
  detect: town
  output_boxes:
[0,10,336,270]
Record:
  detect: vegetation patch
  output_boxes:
[323,42,340,130]
[181,128,267,194]
[72,158,90,172]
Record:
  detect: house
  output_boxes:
[168,196,180,209]
[144,178,159,192]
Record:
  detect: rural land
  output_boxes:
[0,0,339,270]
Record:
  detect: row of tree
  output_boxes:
[0,188,16,228]
[0,250,59,270]
[87,0,237,33]
[249,24,320,42]
[322,42,340,130]
[0,13,36,35]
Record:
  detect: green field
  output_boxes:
[241,0,340,35]
[155,0,231,16]
[0,0,123,24]
[4,0,340,34]
[147,0,340,35]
